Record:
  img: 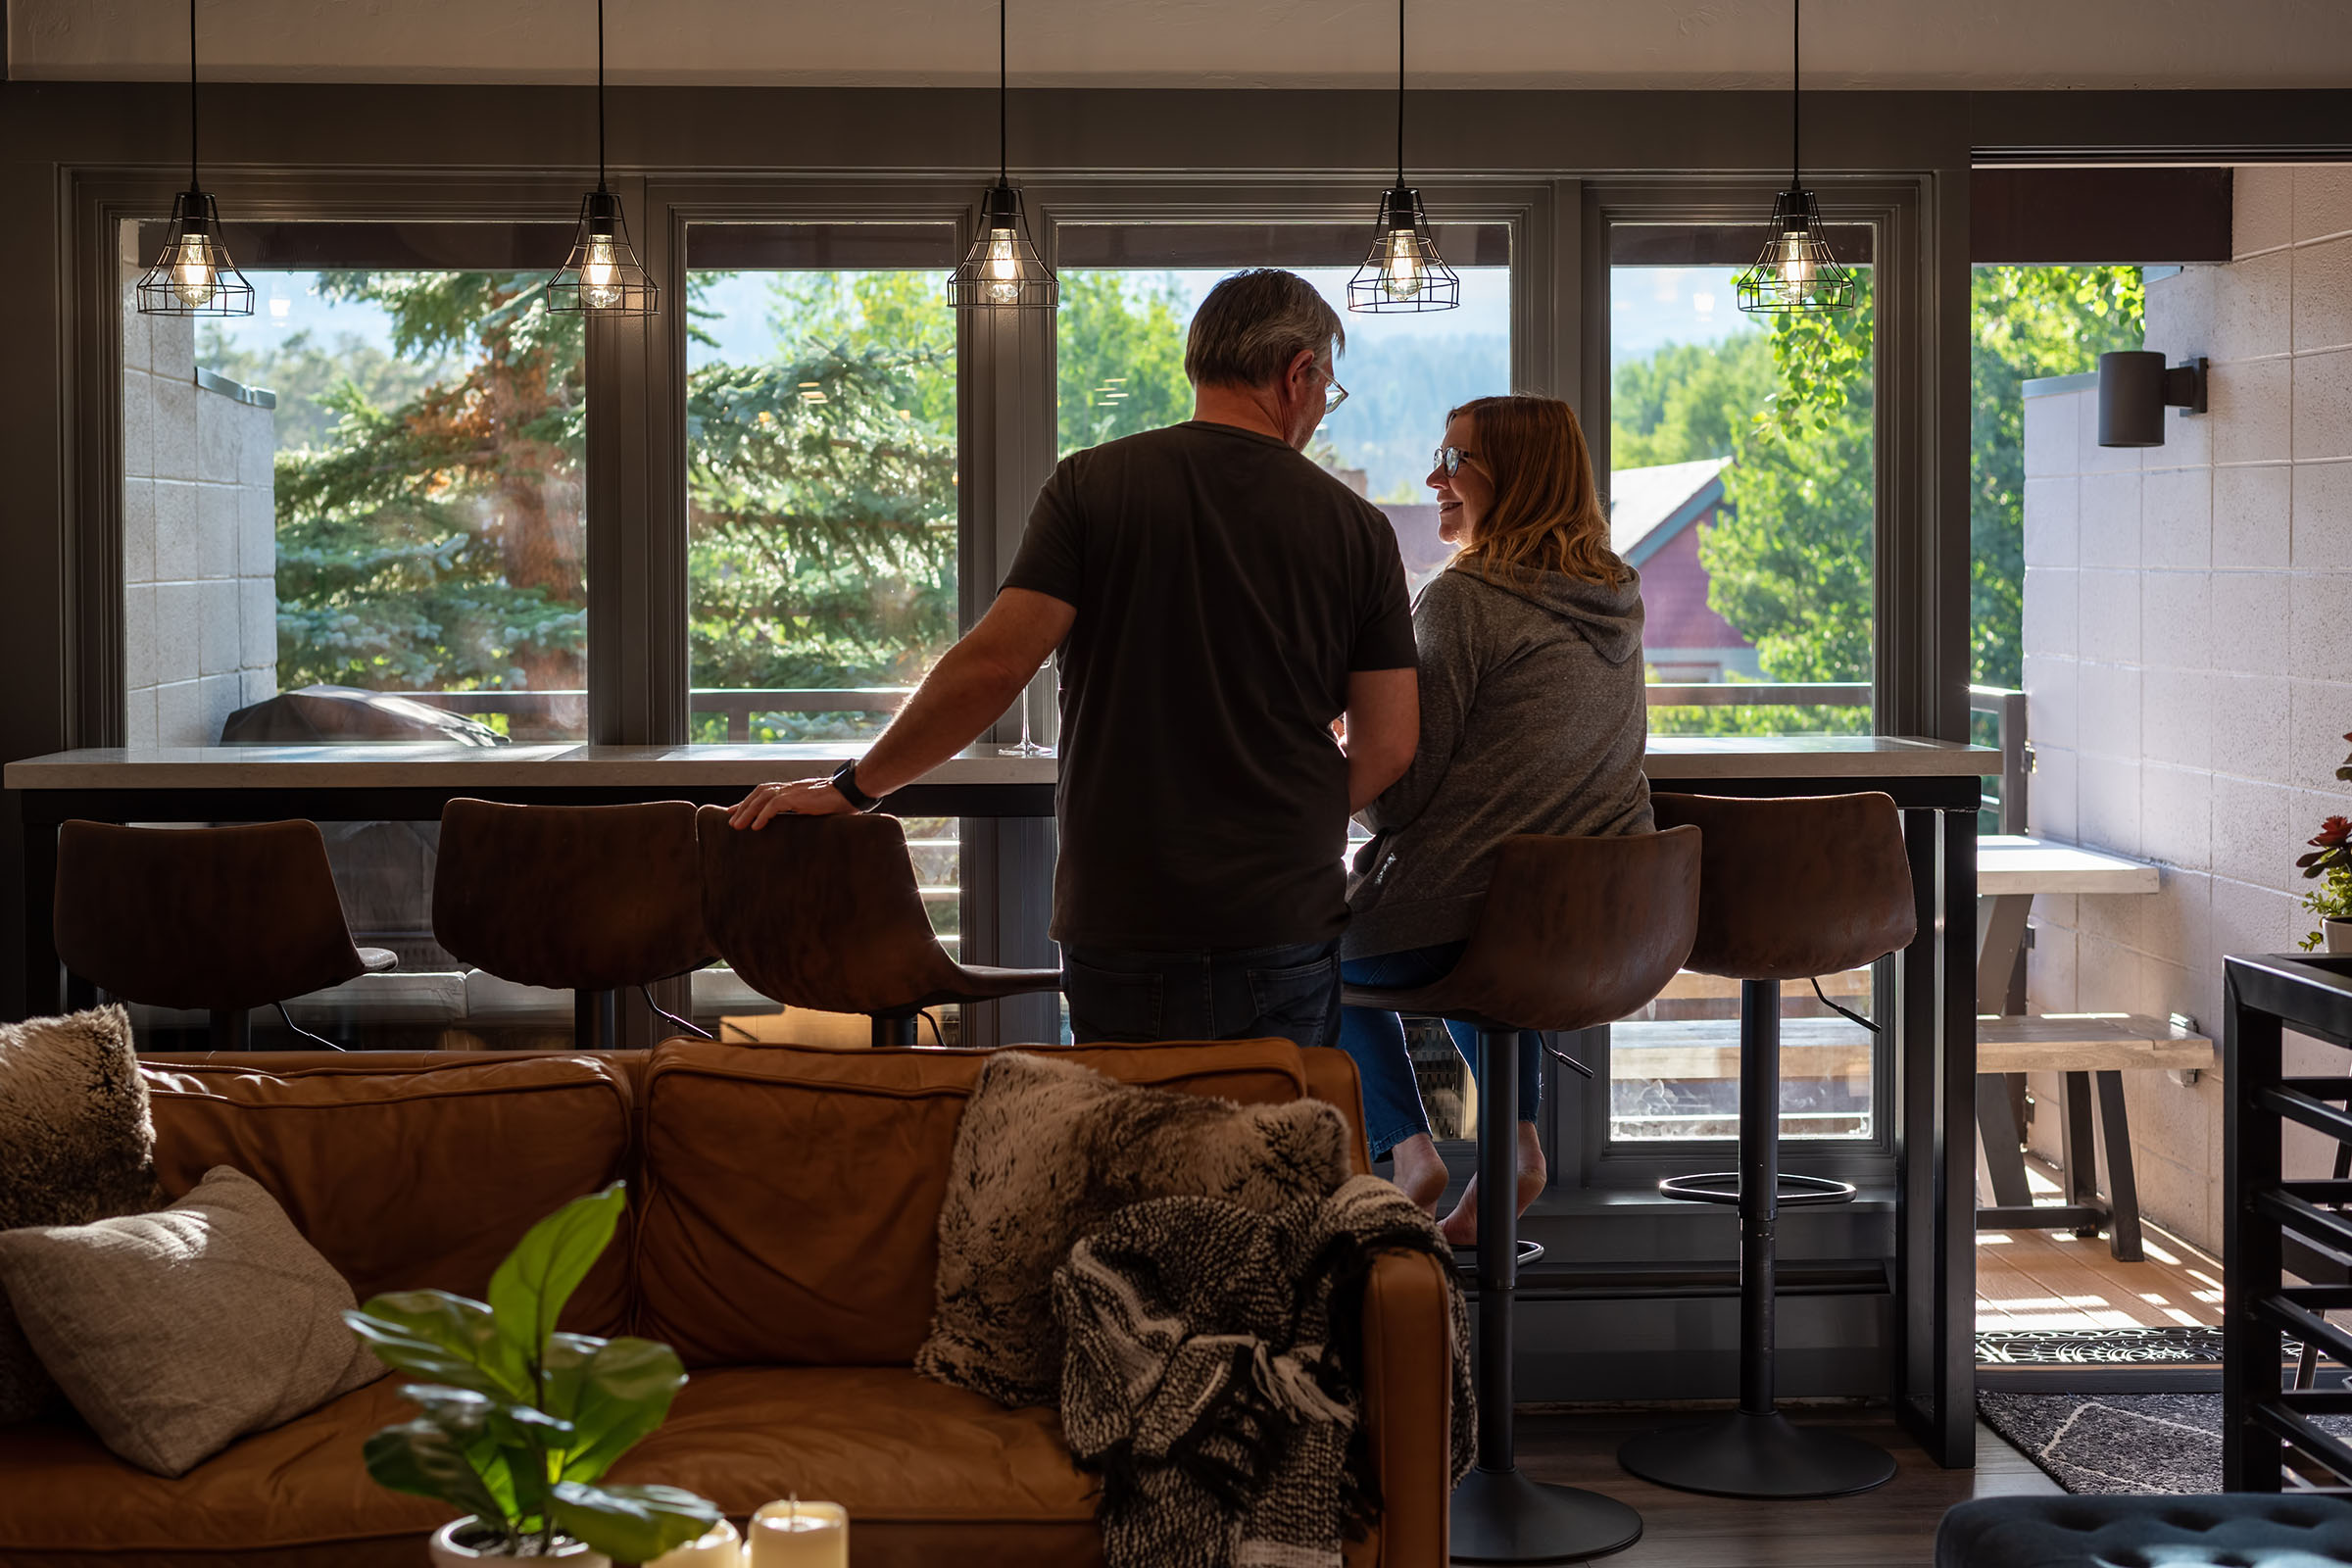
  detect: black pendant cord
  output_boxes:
[596,0,608,191]
[998,0,1008,185]
[186,0,199,191]
[1789,0,1800,192]
[1394,0,1405,188]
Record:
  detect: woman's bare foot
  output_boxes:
[1383,1133,1449,1214]
[1440,1122,1546,1248]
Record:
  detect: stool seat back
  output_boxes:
[1343,827,1701,1033]
[697,808,968,1016]
[1649,792,1916,981]
[55,819,369,1010]
[433,800,710,991]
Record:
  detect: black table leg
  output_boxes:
[1976,1071,2034,1208]
[2093,1068,2144,1261]
[1449,1028,1644,1564]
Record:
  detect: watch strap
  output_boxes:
[829,759,882,812]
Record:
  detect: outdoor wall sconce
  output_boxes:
[2097,352,2208,447]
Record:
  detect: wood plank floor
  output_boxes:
[1975,1158,2224,1333]
[1513,1413,2057,1567]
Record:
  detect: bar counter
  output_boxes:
[6,732,1996,1466]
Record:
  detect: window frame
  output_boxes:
[1570,176,1929,1189]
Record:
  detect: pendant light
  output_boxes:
[949,0,1056,310]
[1347,0,1457,315]
[136,0,252,318]
[1736,0,1856,315]
[546,0,656,317]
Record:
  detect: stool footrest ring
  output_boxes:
[1452,1238,1545,1273]
[1657,1171,1859,1207]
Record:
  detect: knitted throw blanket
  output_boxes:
[1053,1173,1475,1568]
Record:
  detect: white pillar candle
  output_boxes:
[648,1518,742,1568]
[748,1499,848,1568]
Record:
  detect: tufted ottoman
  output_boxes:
[1936,1496,2352,1567]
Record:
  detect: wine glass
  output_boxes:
[1000,679,1053,758]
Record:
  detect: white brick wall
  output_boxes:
[121,245,277,747]
[2020,164,2352,1251]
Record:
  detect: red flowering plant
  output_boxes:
[2298,733,2352,950]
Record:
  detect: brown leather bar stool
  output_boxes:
[695,808,1061,1047]
[1344,828,1701,1565]
[54,818,395,1050]
[433,799,712,1051]
[1617,792,1917,1501]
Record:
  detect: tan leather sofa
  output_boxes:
[0,1038,1453,1567]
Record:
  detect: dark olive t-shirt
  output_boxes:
[1002,420,1417,951]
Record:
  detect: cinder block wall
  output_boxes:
[120,249,278,748]
[2020,165,2352,1252]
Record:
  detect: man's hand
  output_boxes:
[727,777,856,829]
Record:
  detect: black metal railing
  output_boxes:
[2222,952,2352,1492]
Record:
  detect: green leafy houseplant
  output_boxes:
[343,1182,720,1561]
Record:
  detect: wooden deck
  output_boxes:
[1976,1157,2223,1332]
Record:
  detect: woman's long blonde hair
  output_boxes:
[1446,394,1631,592]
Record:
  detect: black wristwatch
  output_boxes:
[829,759,882,812]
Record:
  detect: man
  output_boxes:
[730,269,1419,1048]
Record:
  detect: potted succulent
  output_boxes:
[343,1183,721,1566]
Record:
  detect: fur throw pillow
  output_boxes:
[917,1051,1353,1408]
[0,1005,163,1424]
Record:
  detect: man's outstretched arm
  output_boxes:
[729,588,1077,827]
[1343,666,1420,813]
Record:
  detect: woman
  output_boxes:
[1341,394,1652,1245]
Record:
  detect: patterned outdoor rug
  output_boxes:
[1977,1326,2225,1366]
[1979,1393,2352,1494]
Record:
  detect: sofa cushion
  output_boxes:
[0,1364,1377,1568]
[139,1052,635,1335]
[0,1166,382,1477]
[0,1004,163,1424]
[0,1376,452,1558]
[635,1039,1313,1367]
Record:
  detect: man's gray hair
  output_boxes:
[1183,269,1346,389]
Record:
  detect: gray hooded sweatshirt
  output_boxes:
[1343,560,1653,959]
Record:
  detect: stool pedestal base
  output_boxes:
[1450,1464,1645,1565]
[1616,1408,1897,1500]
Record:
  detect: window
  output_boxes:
[1603,215,1883,1147]
[1052,217,1511,1104]
[684,221,966,991]
[149,225,592,745]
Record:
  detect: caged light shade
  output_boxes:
[546,188,658,317]
[136,189,254,318]
[1735,187,1857,315]
[950,183,1057,310]
[1348,186,1460,314]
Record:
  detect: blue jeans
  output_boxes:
[1339,942,1542,1161]
[1062,939,1344,1051]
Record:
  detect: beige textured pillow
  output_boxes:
[916,1051,1352,1408]
[0,1165,381,1475]
[0,1004,163,1422]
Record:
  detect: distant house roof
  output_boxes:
[1607,457,1730,565]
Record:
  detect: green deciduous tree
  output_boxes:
[1055,271,1194,456]
[1969,265,2144,687]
